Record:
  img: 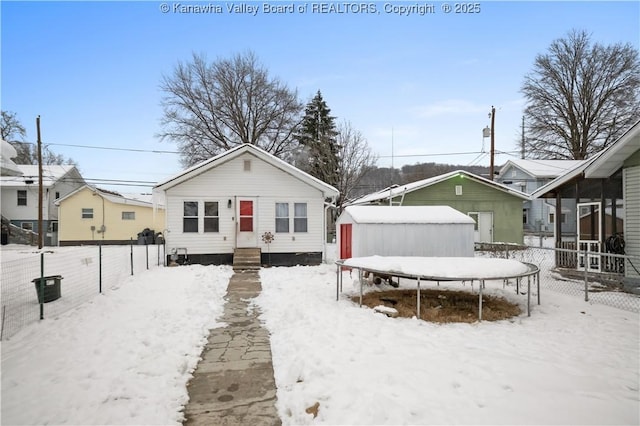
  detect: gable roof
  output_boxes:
[0,164,80,188]
[55,184,160,208]
[532,120,640,198]
[348,169,530,205]
[154,144,339,199]
[341,205,476,224]
[498,159,584,179]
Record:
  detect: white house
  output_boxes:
[0,164,85,245]
[336,205,475,260]
[496,159,584,235]
[153,144,339,266]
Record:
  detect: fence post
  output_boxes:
[39,252,44,320]
[130,238,134,276]
[99,241,102,293]
[583,248,589,302]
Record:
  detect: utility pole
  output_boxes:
[489,106,495,181]
[521,115,525,159]
[36,116,43,249]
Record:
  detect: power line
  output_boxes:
[10,140,180,154]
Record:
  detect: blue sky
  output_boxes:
[2,1,639,192]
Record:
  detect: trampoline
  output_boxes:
[335,256,540,321]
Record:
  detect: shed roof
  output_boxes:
[341,205,476,224]
[348,170,530,205]
[154,143,339,199]
[55,184,161,208]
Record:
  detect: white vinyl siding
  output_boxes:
[624,165,640,279]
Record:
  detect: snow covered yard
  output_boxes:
[257,264,640,425]
[1,264,233,425]
[1,259,638,425]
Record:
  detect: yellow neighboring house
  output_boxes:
[55,185,165,246]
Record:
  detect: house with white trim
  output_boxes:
[153,144,339,266]
[347,170,530,244]
[0,164,85,245]
[496,159,584,235]
[55,185,165,246]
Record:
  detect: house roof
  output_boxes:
[498,159,585,179]
[348,170,530,205]
[341,205,476,224]
[154,144,339,199]
[55,184,162,208]
[0,164,79,187]
[531,120,640,198]
[584,120,640,179]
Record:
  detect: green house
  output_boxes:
[348,170,530,244]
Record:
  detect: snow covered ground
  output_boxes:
[1,249,638,425]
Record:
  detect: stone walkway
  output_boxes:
[183,270,281,426]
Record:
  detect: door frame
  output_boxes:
[236,197,258,248]
[468,211,493,243]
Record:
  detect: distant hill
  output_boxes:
[351,162,490,199]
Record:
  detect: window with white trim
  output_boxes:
[122,211,135,220]
[21,222,33,231]
[17,190,27,206]
[82,208,94,219]
[294,203,307,233]
[183,201,198,233]
[275,203,289,233]
[204,201,219,232]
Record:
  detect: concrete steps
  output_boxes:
[233,248,261,271]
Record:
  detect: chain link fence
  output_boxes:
[475,240,640,313]
[1,243,165,340]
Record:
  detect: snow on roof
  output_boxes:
[349,170,529,205]
[342,205,475,224]
[0,164,77,187]
[1,139,22,176]
[154,144,339,198]
[499,159,585,178]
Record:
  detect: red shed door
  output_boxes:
[340,223,352,259]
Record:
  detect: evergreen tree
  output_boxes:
[295,91,340,187]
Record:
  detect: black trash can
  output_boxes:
[32,275,62,303]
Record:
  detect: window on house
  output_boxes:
[294,203,307,232]
[17,190,27,206]
[183,201,198,233]
[49,221,58,232]
[468,213,479,231]
[122,212,135,220]
[455,185,462,196]
[511,170,517,177]
[549,212,567,224]
[82,208,94,219]
[204,201,219,232]
[244,159,251,171]
[55,191,60,199]
[523,209,528,225]
[21,222,33,231]
[275,203,289,233]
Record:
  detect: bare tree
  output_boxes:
[335,120,377,207]
[1,111,76,166]
[159,51,303,166]
[521,29,640,159]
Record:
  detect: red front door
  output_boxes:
[340,223,352,259]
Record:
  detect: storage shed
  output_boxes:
[336,205,475,259]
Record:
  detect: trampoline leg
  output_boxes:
[417,278,421,320]
[359,269,363,307]
[527,275,531,316]
[478,280,483,321]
